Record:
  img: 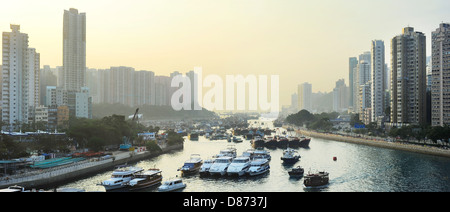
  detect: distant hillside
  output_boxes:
[92,103,218,120]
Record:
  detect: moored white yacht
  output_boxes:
[215,145,237,158]
[199,158,214,176]
[227,156,251,176]
[253,148,271,161]
[241,149,255,159]
[209,156,233,176]
[247,159,270,176]
[100,166,144,191]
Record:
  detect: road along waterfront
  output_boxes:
[61,130,450,192]
[0,143,183,189]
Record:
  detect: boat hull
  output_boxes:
[304,172,329,187]
[180,166,201,175]
[247,167,270,176]
[281,156,300,164]
[128,177,162,191]
[102,183,127,192]
[252,139,265,148]
[209,170,227,176]
[158,184,186,192]
[288,167,304,177]
[299,138,311,147]
[199,170,210,177]
[227,169,248,177]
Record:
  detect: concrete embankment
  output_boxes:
[0,143,183,189]
[298,130,450,158]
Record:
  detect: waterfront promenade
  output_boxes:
[298,129,450,158]
[0,143,183,189]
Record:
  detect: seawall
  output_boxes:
[298,130,450,158]
[0,143,183,189]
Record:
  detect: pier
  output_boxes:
[0,143,183,189]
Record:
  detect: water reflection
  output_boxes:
[62,119,450,192]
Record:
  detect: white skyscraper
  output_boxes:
[354,57,370,113]
[348,57,358,109]
[63,8,86,91]
[371,40,385,122]
[75,87,92,119]
[1,24,40,129]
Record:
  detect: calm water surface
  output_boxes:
[62,121,450,192]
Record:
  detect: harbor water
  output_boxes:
[61,120,450,192]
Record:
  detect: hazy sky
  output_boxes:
[1,0,449,106]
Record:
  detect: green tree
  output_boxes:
[428,125,448,144]
[350,114,363,127]
[166,130,184,146]
[145,140,162,152]
[397,125,412,140]
[87,136,106,152]
[388,127,399,138]
[286,109,316,127]
[0,135,28,160]
[309,117,333,131]
[33,134,71,153]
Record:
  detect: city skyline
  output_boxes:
[1,1,450,107]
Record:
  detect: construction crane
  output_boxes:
[132,108,139,123]
[120,108,140,151]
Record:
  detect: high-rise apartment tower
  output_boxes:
[1,25,40,129]
[431,23,450,126]
[371,40,386,122]
[63,8,86,91]
[390,27,427,125]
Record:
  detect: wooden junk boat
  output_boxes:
[127,168,163,190]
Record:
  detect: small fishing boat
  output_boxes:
[0,185,26,192]
[299,136,311,147]
[280,148,300,164]
[277,136,289,148]
[188,133,199,141]
[252,136,265,148]
[232,136,243,143]
[288,166,304,177]
[158,178,186,192]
